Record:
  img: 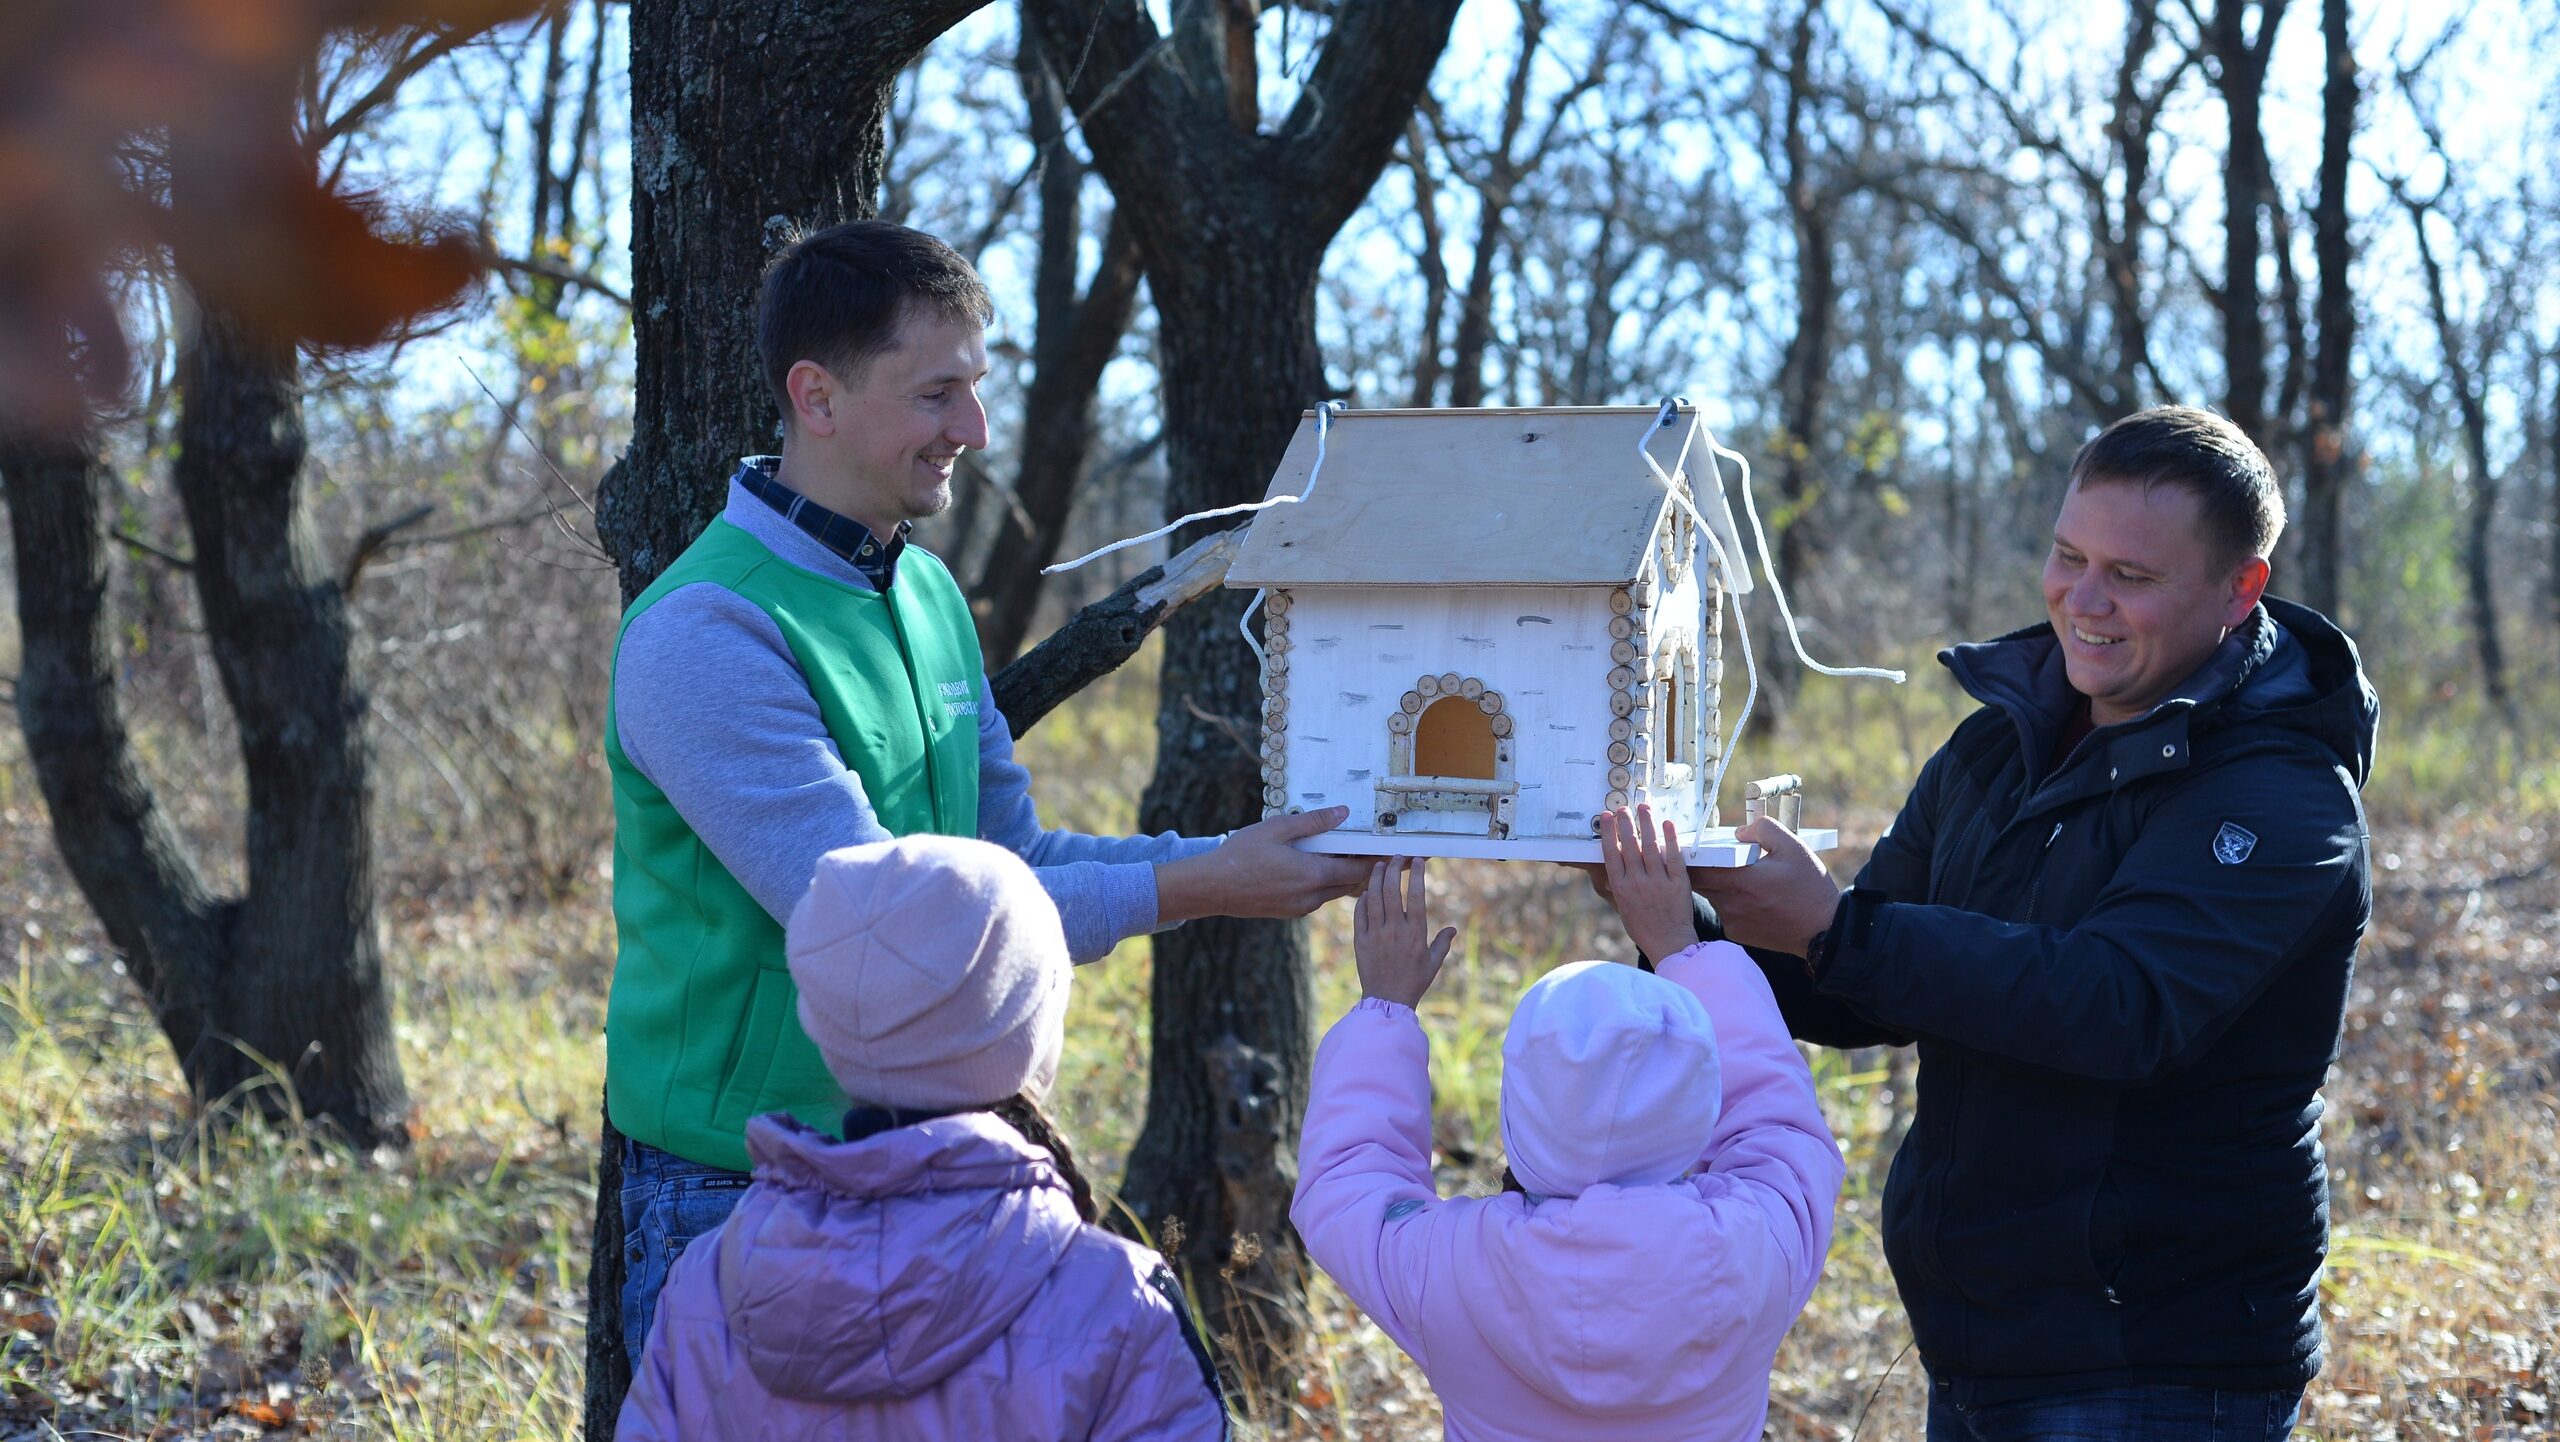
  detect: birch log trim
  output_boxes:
[1609,588,1634,615]
[1609,614,1634,640]
[1417,674,1441,698]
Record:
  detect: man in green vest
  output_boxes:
[606,220,1371,1359]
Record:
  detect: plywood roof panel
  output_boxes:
[1225,406,1706,587]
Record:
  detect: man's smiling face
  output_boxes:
[826,309,989,534]
[2042,477,2265,727]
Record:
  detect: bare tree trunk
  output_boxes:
[1403,119,1452,407]
[2100,0,2170,420]
[969,16,1147,666]
[2207,0,2290,450]
[170,302,408,1136]
[2405,191,2513,722]
[1024,0,1463,1380]
[2296,0,2356,617]
[2,305,409,1151]
[3,418,233,1083]
[1445,0,1544,408]
[1772,0,1836,593]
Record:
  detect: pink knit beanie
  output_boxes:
[785,836,1071,1111]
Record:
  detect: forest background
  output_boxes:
[3,0,2558,1438]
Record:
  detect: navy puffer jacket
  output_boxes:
[1731,597,2375,1401]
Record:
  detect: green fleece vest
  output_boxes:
[603,517,982,1171]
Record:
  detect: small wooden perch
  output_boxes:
[993,527,1241,737]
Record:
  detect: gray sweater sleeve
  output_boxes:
[615,583,1211,964]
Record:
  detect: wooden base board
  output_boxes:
[1293,827,1839,868]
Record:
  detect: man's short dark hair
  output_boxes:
[2068,405,2285,566]
[757,221,993,422]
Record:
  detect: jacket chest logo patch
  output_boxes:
[2213,821,2258,865]
[936,679,979,720]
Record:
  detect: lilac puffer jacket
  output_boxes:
[618,1112,1227,1441]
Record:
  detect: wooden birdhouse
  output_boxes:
[1226,404,1836,866]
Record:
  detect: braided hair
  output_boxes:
[988,1090,1098,1223]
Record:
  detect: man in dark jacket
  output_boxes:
[1695,406,2375,1440]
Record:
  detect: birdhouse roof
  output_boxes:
[1225,405,1721,588]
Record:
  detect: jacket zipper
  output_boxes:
[2023,820,2064,922]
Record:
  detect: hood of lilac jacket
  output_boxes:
[1291,944,1844,1441]
[618,1112,1226,1441]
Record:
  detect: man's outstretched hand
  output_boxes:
[1154,805,1375,924]
[1353,857,1457,1007]
[1686,816,1840,958]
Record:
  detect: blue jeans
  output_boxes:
[1927,1381,2304,1442]
[617,1138,752,1362]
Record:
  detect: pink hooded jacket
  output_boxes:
[618,1112,1228,1442]
[1291,942,1844,1442]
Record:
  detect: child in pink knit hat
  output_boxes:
[1292,806,1845,1442]
[620,834,1229,1442]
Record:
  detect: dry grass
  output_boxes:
[3,652,2558,1440]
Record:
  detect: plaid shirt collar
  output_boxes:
[733,456,909,589]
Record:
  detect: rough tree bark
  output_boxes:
[2295,0,2356,618]
[1,303,409,1149]
[968,15,1147,667]
[2205,0,2291,450]
[1021,0,1464,1375]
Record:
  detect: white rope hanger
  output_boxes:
[1634,397,1904,824]
[1043,399,1347,581]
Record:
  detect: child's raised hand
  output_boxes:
[1600,805,1700,965]
[1353,858,1458,1008]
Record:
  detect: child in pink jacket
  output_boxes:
[618,835,1228,1441]
[1293,806,1844,1442]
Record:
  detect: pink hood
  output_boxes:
[618,1113,1227,1441]
[718,1113,1078,1400]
